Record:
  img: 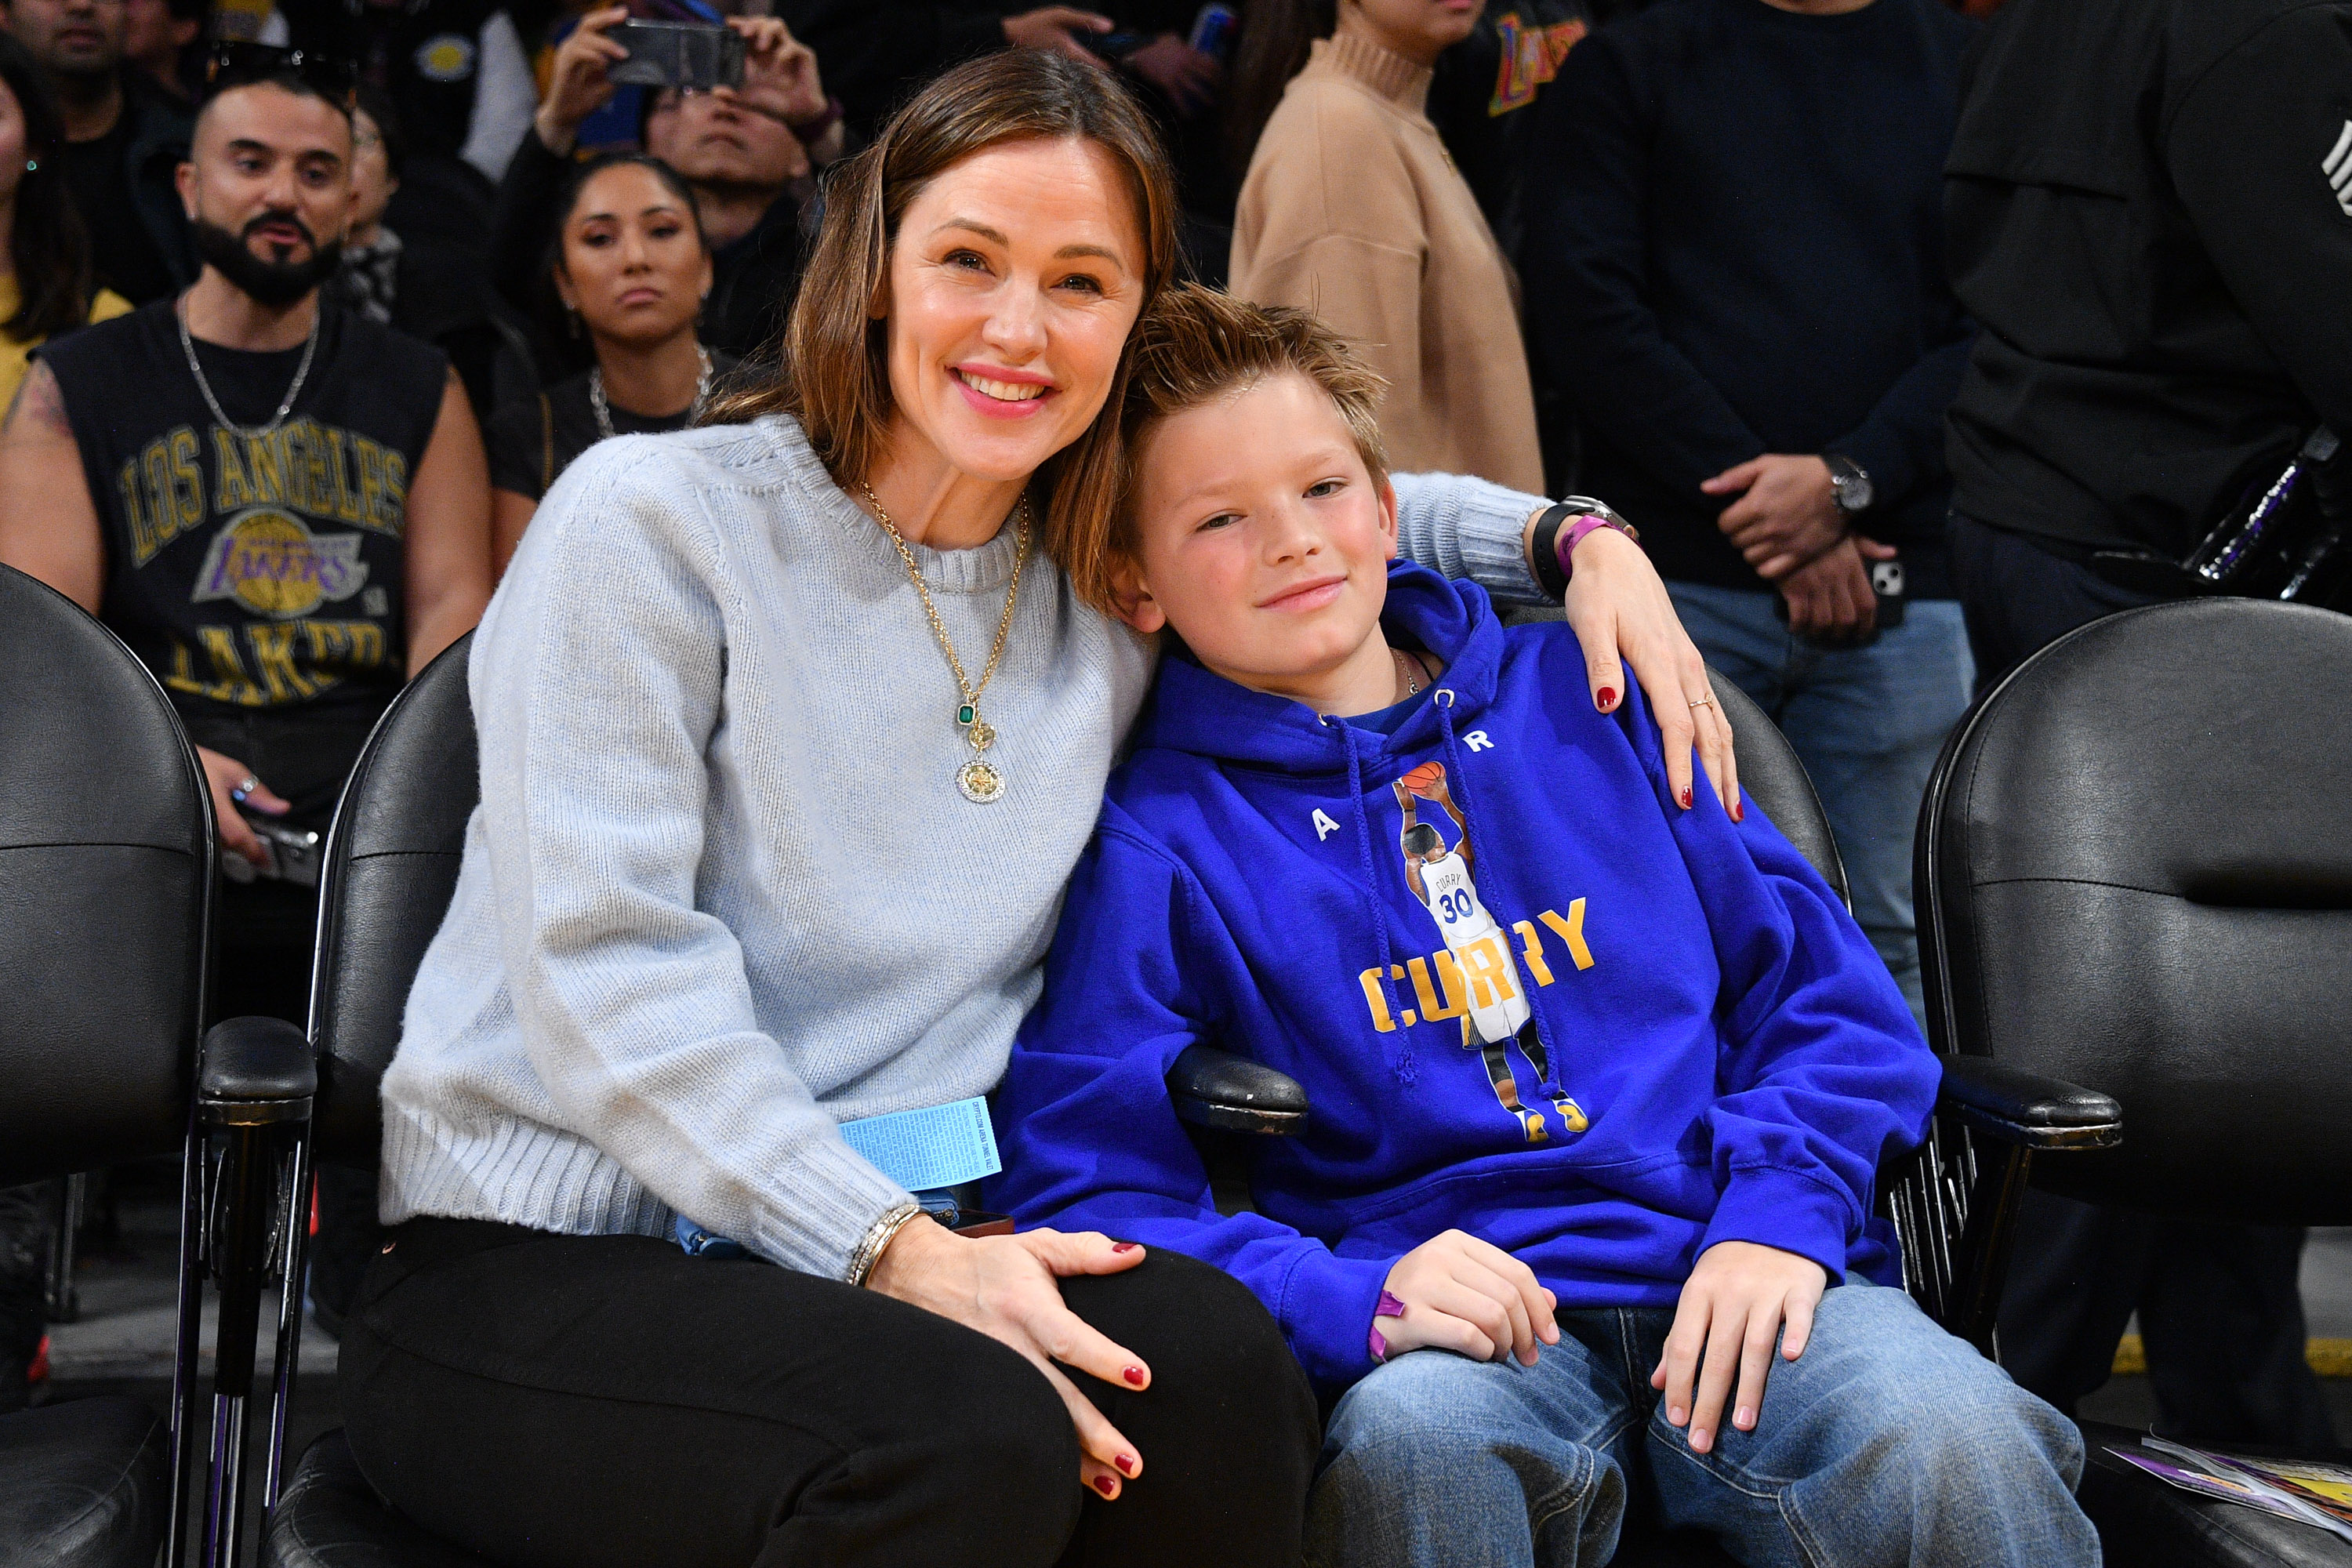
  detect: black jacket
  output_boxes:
[1944,0,2352,557]
[125,74,196,294]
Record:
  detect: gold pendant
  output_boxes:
[967,720,996,751]
[956,759,1006,804]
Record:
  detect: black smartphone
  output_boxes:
[606,20,745,91]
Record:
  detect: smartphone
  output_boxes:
[1771,552,1906,645]
[606,20,745,91]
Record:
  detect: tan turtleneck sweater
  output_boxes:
[1231,31,1544,494]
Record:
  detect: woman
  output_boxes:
[0,33,131,413]
[343,48,1735,1568]
[1227,0,1544,492]
[482,153,735,572]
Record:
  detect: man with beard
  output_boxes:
[0,63,493,1334]
[0,0,194,302]
[492,7,842,363]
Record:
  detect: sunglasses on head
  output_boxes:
[202,42,360,107]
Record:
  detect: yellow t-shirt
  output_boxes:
[0,278,135,414]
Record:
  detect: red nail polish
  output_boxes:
[1123,1366,1146,1386]
[1680,787,1693,808]
[1116,1453,1138,1475]
[1094,1475,1116,1497]
[1733,799,1744,822]
[1111,1242,1139,1253]
[1597,687,1617,710]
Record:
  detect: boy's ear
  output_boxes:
[1378,474,1399,559]
[1106,554,1167,635]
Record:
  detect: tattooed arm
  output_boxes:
[0,361,104,613]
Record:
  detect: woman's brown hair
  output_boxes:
[705,49,1181,587]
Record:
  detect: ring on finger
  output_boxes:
[231,775,259,801]
[1687,695,1716,710]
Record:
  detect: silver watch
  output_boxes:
[1824,453,1875,516]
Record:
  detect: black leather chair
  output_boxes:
[0,564,314,1568]
[1917,599,2352,1568]
[1171,670,2125,1565]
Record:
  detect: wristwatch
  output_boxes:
[1824,454,1875,517]
[1531,498,1642,600]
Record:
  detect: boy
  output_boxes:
[987,287,2095,1567]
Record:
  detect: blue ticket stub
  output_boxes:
[840,1096,1003,1194]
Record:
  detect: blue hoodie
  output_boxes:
[988,563,1937,1396]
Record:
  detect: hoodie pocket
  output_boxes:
[1329,1151,1716,1262]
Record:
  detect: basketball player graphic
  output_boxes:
[1394,765,1588,1143]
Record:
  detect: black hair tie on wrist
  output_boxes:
[1530,501,1578,601]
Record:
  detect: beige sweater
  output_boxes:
[1232,32,1544,493]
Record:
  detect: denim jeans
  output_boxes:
[1664,584,1975,1027]
[1308,1280,2094,1568]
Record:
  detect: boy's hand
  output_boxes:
[1650,1241,1827,1454]
[1378,1230,1559,1366]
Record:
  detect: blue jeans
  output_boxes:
[1664,584,1975,1027]
[1308,1281,2094,1568]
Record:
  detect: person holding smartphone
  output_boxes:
[492,8,841,362]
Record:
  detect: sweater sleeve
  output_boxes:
[986,821,1392,1396]
[1519,33,1766,493]
[1610,684,1937,1284]
[1828,312,1974,538]
[1391,470,1551,608]
[472,441,912,1279]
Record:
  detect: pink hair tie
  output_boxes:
[1368,1290,1408,1364]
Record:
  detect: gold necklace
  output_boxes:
[1392,648,1427,700]
[860,482,1032,804]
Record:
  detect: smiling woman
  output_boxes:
[344,44,1740,1568]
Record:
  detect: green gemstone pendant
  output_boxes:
[956,703,976,727]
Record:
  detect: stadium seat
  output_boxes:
[0,564,314,1568]
[1916,598,2352,1568]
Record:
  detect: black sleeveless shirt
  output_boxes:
[42,299,448,726]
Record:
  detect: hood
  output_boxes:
[1129,561,1507,770]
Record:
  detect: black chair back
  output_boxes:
[1708,675,1848,907]
[307,633,477,1162]
[1918,599,2352,1222]
[0,565,209,1182]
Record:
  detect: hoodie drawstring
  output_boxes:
[1435,692,1571,1106]
[1329,717,1417,1087]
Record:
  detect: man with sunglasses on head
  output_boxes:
[0,0,194,302]
[0,51,493,1033]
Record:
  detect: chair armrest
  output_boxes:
[1936,1055,2120,1151]
[1169,1045,1308,1135]
[198,1015,316,1127]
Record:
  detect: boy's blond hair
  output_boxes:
[1069,283,1389,612]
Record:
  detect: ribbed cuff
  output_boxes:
[746,1134,918,1282]
[1699,1167,1854,1290]
[1276,1248,1395,1394]
[1393,471,1550,608]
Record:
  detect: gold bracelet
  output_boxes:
[846,1201,927,1288]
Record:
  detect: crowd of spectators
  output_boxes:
[0,0,2344,1511]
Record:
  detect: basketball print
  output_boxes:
[1399,761,1446,797]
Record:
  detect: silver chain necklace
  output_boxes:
[590,345,714,441]
[176,293,320,440]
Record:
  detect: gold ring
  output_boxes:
[1688,696,1715,710]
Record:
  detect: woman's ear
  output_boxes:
[1107,555,1167,635]
[553,264,579,314]
[1378,474,1399,558]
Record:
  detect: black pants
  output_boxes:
[340,1219,1319,1568]
[1950,515,2332,1447]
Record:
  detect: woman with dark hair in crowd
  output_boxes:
[342,46,1735,1568]
[0,32,130,413]
[1225,0,1545,495]
[481,152,735,572]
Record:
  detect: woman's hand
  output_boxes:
[1650,1240,1828,1454]
[1555,524,1742,818]
[1376,1229,1558,1366]
[868,1216,1152,1499]
[196,746,289,864]
[536,5,627,156]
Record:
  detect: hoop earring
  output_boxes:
[24,158,37,172]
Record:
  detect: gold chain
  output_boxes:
[859,482,1031,720]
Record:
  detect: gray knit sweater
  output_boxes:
[379,414,1548,1279]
